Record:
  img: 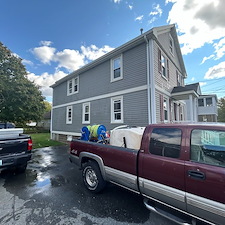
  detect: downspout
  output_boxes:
[149,39,156,124]
[50,108,53,139]
[144,35,151,124]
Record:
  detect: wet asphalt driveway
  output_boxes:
[0,145,176,225]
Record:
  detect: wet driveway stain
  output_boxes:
[0,145,176,225]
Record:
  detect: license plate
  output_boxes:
[0,160,2,166]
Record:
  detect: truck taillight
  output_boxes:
[28,139,32,151]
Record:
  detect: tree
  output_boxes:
[217,97,225,122]
[43,101,52,113]
[0,42,45,125]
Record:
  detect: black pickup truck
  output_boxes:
[0,129,32,173]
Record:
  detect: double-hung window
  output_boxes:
[82,102,90,124]
[158,49,169,79]
[163,98,169,121]
[67,76,79,95]
[169,35,174,55]
[111,55,123,82]
[66,106,73,124]
[111,96,123,123]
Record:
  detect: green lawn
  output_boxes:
[29,133,65,149]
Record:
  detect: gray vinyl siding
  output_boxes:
[157,32,182,70]
[52,43,147,107]
[153,40,182,93]
[52,89,148,133]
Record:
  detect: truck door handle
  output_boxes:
[188,170,205,180]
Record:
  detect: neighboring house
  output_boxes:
[37,111,51,130]
[197,95,218,122]
[172,83,202,122]
[51,24,204,141]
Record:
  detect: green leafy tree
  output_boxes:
[0,42,45,125]
[217,97,225,122]
[43,101,52,113]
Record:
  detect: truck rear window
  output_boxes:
[191,129,225,167]
[149,128,182,158]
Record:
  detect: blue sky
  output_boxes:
[1,0,225,103]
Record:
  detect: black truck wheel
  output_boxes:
[82,161,106,193]
[15,162,27,173]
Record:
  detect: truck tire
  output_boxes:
[15,163,27,173]
[82,160,106,193]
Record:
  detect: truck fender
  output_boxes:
[79,152,106,180]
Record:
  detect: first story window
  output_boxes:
[111,55,123,82]
[82,102,90,124]
[163,98,169,121]
[66,106,73,124]
[111,96,123,123]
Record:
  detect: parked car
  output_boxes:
[0,122,15,129]
[0,127,32,173]
[69,123,225,225]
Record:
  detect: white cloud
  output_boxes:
[201,54,215,64]
[27,70,67,98]
[204,61,225,79]
[148,17,157,25]
[214,37,225,60]
[128,5,133,10]
[167,0,225,55]
[31,43,114,73]
[22,59,33,66]
[113,0,121,3]
[32,45,56,64]
[81,45,114,61]
[54,49,85,72]
[200,82,207,86]
[135,15,144,22]
[29,42,114,99]
[149,4,162,17]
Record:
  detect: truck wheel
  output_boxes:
[82,161,106,193]
[15,163,27,173]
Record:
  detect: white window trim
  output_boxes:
[163,97,169,122]
[66,106,73,124]
[82,102,90,124]
[67,76,79,96]
[169,34,174,56]
[161,54,169,80]
[110,55,123,82]
[111,96,124,123]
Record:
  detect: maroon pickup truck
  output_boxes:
[69,123,225,225]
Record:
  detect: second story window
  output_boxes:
[198,99,204,107]
[158,49,169,79]
[111,55,123,82]
[67,76,79,96]
[206,97,212,106]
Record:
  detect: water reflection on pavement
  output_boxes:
[0,146,176,225]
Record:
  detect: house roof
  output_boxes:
[171,83,201,100]
[51,24,186,88]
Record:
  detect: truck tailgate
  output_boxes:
[0,135,30,156]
